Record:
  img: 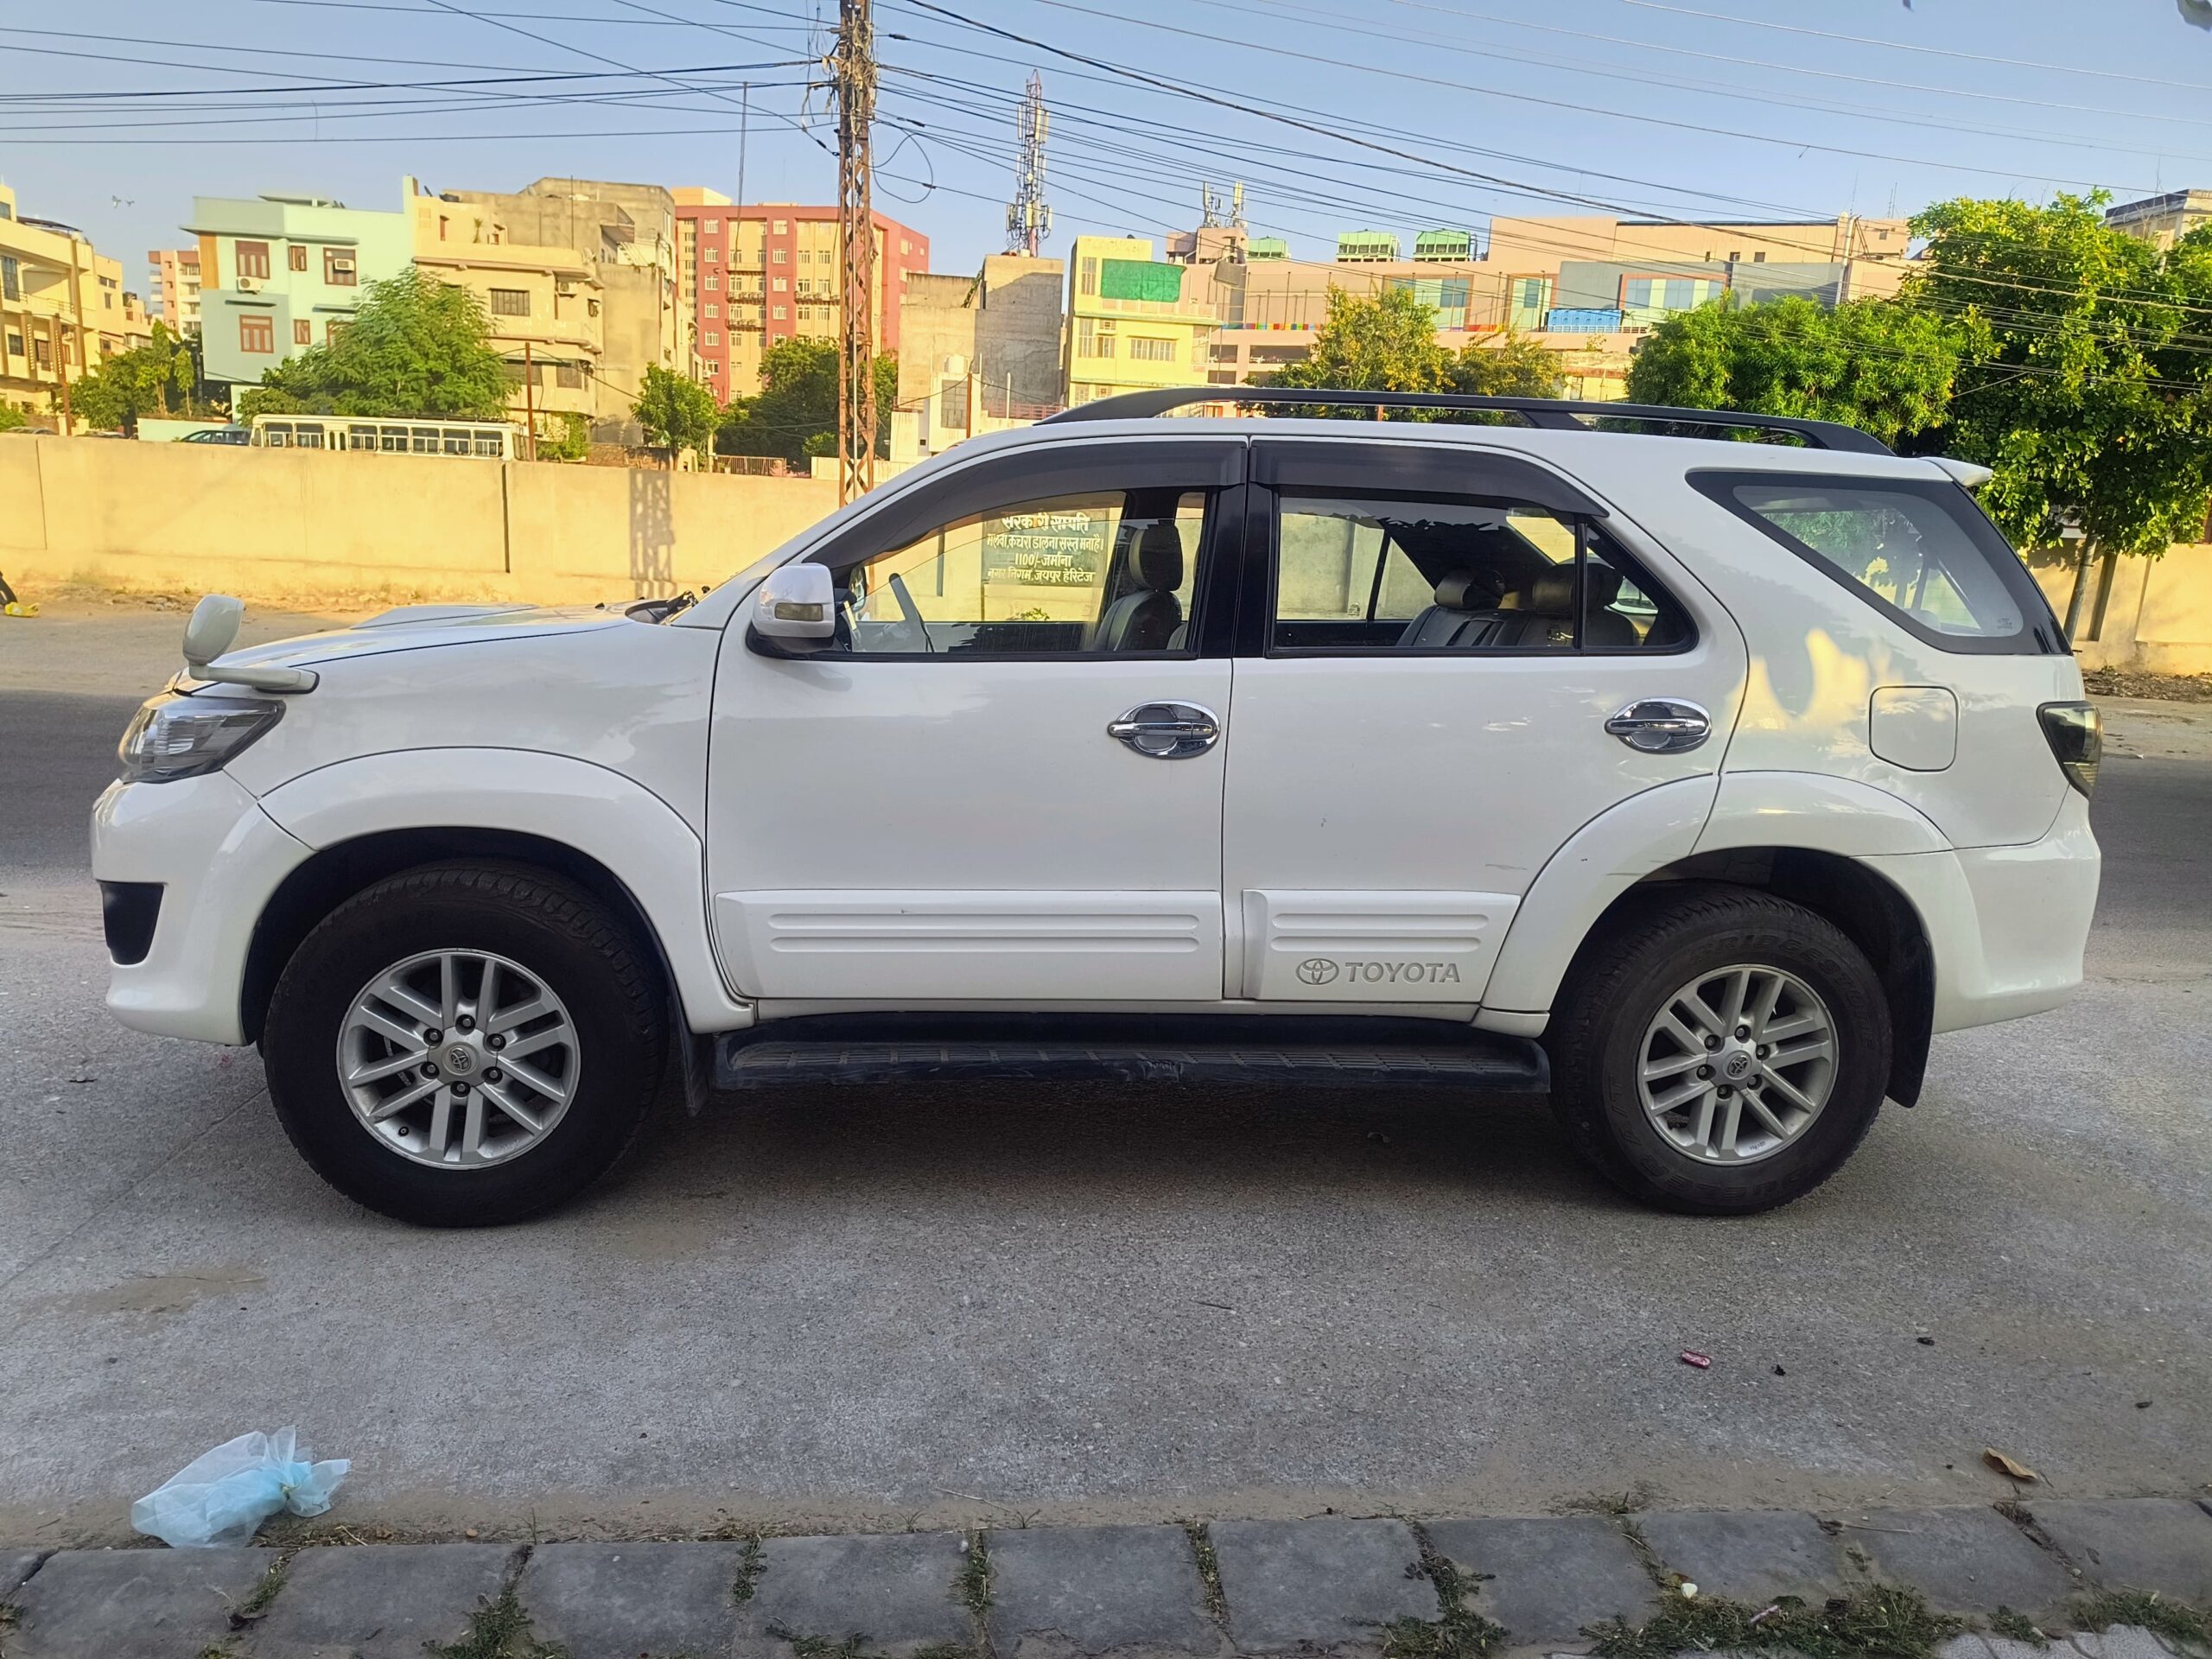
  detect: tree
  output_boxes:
[0,403,26,432]
[67,324,212,432]
[715,337,898,464]
[534,410,589,462]
[1624,294,1961,448]
[1447,332,1566,400]
[631,365,719,461]
[1264,285,1447,411]
[236,268,509,421]
[1904,194,2212,634]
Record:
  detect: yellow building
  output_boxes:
[410,187,605,439]
[3,183,153,428]
[1064,234,1217,408]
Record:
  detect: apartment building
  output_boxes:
[672,190,929,401]
[894,253,1065,457]
[410,187,604,435]
[2,182,153,426]
[447,177,679,439]
[2107,188,2212,250]
[1183,213,1911,401]
[185,188,412,397]
[145,247,203,335]
[1064,234,1220,407]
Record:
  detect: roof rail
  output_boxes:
[1039,387,1894,455]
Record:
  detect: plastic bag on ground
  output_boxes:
[130,1427,349,1548]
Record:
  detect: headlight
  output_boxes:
[117,693,284,784]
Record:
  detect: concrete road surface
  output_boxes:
[2,610,2207,1544]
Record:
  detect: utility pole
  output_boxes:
[834,0,877,503]
[50,316,73,435]
[59,232,86,436]
[1006,72,1051,257]
[522,340,537,460]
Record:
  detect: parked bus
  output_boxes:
[249,416,528,459]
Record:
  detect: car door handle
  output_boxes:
[1107,702,1222,760]
[1605,698,1712,753]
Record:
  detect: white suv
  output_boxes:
[92,392,2103,1227]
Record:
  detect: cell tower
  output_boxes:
[1005,72,1052,257]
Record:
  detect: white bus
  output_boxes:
[250,416,528,459]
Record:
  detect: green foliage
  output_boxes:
[632,363,720,459]
[423,1583,561,1659]
[1447,332,1567,400]
[236,268,509,422]
[532,410,589,462]
[0,403,26,431]
[67,323,213,431]
[1625,294,1961,448]
[1905,194,2212,556]
[717,337,898,464]
[1586,1586,1966,1659]
[2070,1590,2212,1650]
[1266,284,1449,412]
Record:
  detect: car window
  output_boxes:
[822,488,1208,657]
[1703,476,2034,645]
[1271,490,1687,653]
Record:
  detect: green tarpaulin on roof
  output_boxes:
[1098,259,1183,302]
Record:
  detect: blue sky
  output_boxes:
[4,0,2211,282]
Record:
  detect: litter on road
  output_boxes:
[130,1427,348,1548]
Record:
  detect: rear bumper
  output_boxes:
[1868,791,2101,1035]
[91,772,315,1044]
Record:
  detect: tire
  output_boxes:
[262,861,667,1227]
[1547,884,1891,1215]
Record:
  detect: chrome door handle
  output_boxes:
[1605,698,1712,753]
[1108,701,1222,760]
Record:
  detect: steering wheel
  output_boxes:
[886,572,936,654]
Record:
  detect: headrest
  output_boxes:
[1501,569,1580,615]
[1586,563,1624,608]
[1433,570,1500,611]
[1128,521,1185,592]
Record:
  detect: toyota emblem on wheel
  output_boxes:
[1296,958,1340,985]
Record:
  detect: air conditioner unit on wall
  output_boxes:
[236,276,261,292]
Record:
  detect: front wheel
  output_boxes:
[1548,886,1891,1215]
[262,862,666,1227]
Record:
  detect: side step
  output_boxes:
[713,1013,1549,1095]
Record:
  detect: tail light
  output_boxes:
[2037,702,2101,798]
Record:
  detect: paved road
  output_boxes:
[2,628,2207,1545]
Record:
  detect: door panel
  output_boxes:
[1223,442,1747,1003]
[706,442,1243,1005]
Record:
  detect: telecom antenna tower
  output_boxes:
[1005,72,1052,257]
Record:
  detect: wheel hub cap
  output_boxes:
[336,949,580,1170]
[1636,963,1838,1166]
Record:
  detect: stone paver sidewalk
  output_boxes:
[2,1497,2209,1659]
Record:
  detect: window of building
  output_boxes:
[490,288,531,317]
[289,245,308,272]
[772,277,787,292]
[324,248,357,286]
[772,248,787,264]
[704,302,720,319]
[940,377,970,429]
[1129,336,1175,362]
[772,219,787,234]
[327,320,351,344]
[439,216,450,241]
[294,320,313,345]
[33,336,52,367]
[704,218,721,233]
[772,304,786,321]
[1753,251,1767,263]
[704,246,720,264]
[705,274,720,290]
[4,331,20,358]
[1079,256,1098,296]
[556,362,584,389]
[706,331,721,346]
[235,241,271,280]
[239,314,275,353]
[0,255,16,302]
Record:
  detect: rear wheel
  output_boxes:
[1548,886,1891,1214]
[263,862,665,1227]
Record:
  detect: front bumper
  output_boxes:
[91,771,315,1045]
[1869,791,2102,1035]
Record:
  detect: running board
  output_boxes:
[713,1013,1549,1094]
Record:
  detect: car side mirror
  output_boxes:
[747,563,836,656]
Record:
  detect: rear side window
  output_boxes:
[1693,471,2059,653]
